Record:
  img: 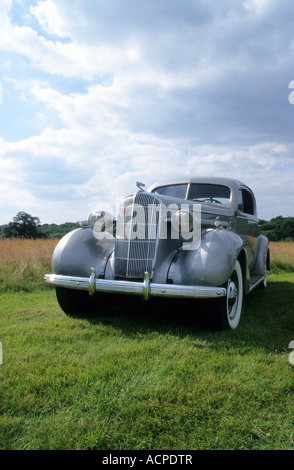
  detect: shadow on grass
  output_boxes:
[240,279,294,351]
[64,277,294,354]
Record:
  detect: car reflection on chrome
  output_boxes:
[45,177,270,330]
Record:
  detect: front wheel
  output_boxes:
[207,260,243,330]
[55,287,99,316]
[55,287,138,316]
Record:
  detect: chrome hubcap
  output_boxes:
[227,279,238,320]
[228,281,237,299]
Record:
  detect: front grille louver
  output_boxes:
[114,192,161,279]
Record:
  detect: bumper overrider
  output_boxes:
[44,269,226,301]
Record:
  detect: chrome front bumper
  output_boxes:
[44,269,226,300]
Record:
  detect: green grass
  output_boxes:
[0,261,52,293]
[1,272,294,450]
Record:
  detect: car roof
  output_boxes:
[148,177,247,193]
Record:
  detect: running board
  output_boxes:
[249,274,266,292]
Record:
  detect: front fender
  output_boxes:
[171,228,243,287]
[52,228,115,278]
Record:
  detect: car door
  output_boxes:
[236,187,259,269]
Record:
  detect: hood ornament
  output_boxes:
[136,181,146,191]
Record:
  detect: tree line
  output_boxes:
[259,216,294,242]
[0,211,293,241]
[0,211,78,239]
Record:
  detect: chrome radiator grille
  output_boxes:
[114,192,161,279]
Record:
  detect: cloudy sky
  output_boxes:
[0,0,294,224]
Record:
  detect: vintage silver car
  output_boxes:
[45,177,270,330]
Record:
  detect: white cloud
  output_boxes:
[2,77,292,222]
[0,2,143,81]
[0,0,293,224]
[29,0,70,38]
[243,0,273,15]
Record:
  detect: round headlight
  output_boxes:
[172,210,194,234]
[88,211,105,230]
[88,211,114,233]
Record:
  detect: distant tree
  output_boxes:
[260,216,294,241]
[40,222,79,239]
[282,218,294,239]
[3,211,47,239]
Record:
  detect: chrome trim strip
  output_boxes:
[44,273,226,299]
[126,195,135,275]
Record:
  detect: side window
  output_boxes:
[239,189,255,216]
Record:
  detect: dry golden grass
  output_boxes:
[2,239,292,262]
[269,241,294,265]
[1,238,293,265]
[0,238,58,265]
[0,238,59,291]
[0,238,292,292]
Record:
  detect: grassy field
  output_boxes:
[0,238,58,292]
[0,238,293,291]
[0,239,294,450]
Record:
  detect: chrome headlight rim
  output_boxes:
[88,211,106,230]
[172,209,195,235]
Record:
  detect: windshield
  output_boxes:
[152,184,188,199]
[188,184,231,204]
[152,183,231,205]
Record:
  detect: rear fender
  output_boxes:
[250,234,270,276]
